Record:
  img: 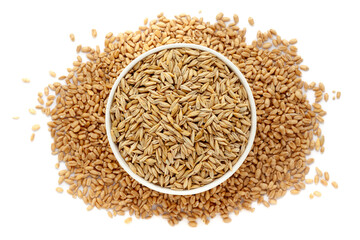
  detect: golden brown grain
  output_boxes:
[29,108,36,115]
[309,193,314,199]
[248,17,254,26]
[320,179,328,186]
[92,29,97,38]
[188,221,197,227]
[86,205,94,211]
[313,191,321,197]
[324,93,329,102]
[233,14,239,24]
[107,211,113,218]
[223,217,232,223]
[55,163,60,169]
[331,181,338,189]
[300,65,309,71]
[305,179,313,184]
[290,189,300,195]
[336,91,341,99]
[56,187,64,193]
[124,217,132,224]
[216,12,224,20]
[69,33,75,42]
[30,133,35,142]
[49,71,56,78]
[22,78,30,83]
[314,175,319,185]
[289,38,297,44]
[315,167,323,177]
[324,171,329,181]
[32,124,40,131]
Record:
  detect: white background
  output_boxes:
[0,0,359,239]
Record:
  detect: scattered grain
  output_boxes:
[331,181,338,189]
[324,172,329,181]
[188,221,197,227]
[32,124,40,131]
[124,217,132,224]
[49,71,56,78]
[70,33,75,42]
[56,187,64,193]
[305,179,313,184]
[30,133,35,142]
[336,91,341,99]
[309,193,314,199]
[313,191,321,197]
[29,108,36,115]
[314,175,319,185]
[248,17,254,26]
[12,116,20,120]
[92,29,97,38]
[320,179,328,186]
[22,78,30,83]
[300,65,309,71]
[315,167,323,177]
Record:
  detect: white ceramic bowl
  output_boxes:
[105,43,257,195]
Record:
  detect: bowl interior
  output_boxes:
[105,43,257,195]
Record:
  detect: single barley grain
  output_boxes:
[107,211,113,218]
[12,116,20,120]
[300,65,309,71]
[70,33,75,42]
[289,38,297,44]
[87,205,94,211]
[29,108,36,115]
[30,133,35,142]
[331,181,338,189]
[223,217,232,223]
[290,189,300,195]
[313,191,321,197]
[233,14,239,24]
[49,71,56,78]
[188,221,197,227]
[56,187,64,193]
[314,175,319,184]
[32,124,40,131]
[22,78,30,83]
[55,163,60,169]
[309,193,314,199]
[92,29,97,38]
[324,93,329,102]
[320,179,328,186]
[336,91,341,99]
[315,167,323,177]
[324,172,329,181]
[124,217,132,224]
[305,179,313,184]
[248,17,254,25]
[216,12,224,20]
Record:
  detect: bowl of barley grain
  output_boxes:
[105,43,257,195]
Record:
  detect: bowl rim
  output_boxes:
[105,43,257,195]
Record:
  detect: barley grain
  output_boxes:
[248,17,254,26]
[30,133,35,142]
[32,124,40,131]
[313,191,321,197]
[92,29,97,38]
[56,187,64,193]
[49,71,56,77]
[324,172,329,181]
[12,116,20,120]
[29,108,36,115]
[124,217,132,224]
[22,78,30,83]
[309,194,314,199]
[305,179,313,184]
[336,91,341,99]
[69,33,75,42]
[331,181,338,189]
